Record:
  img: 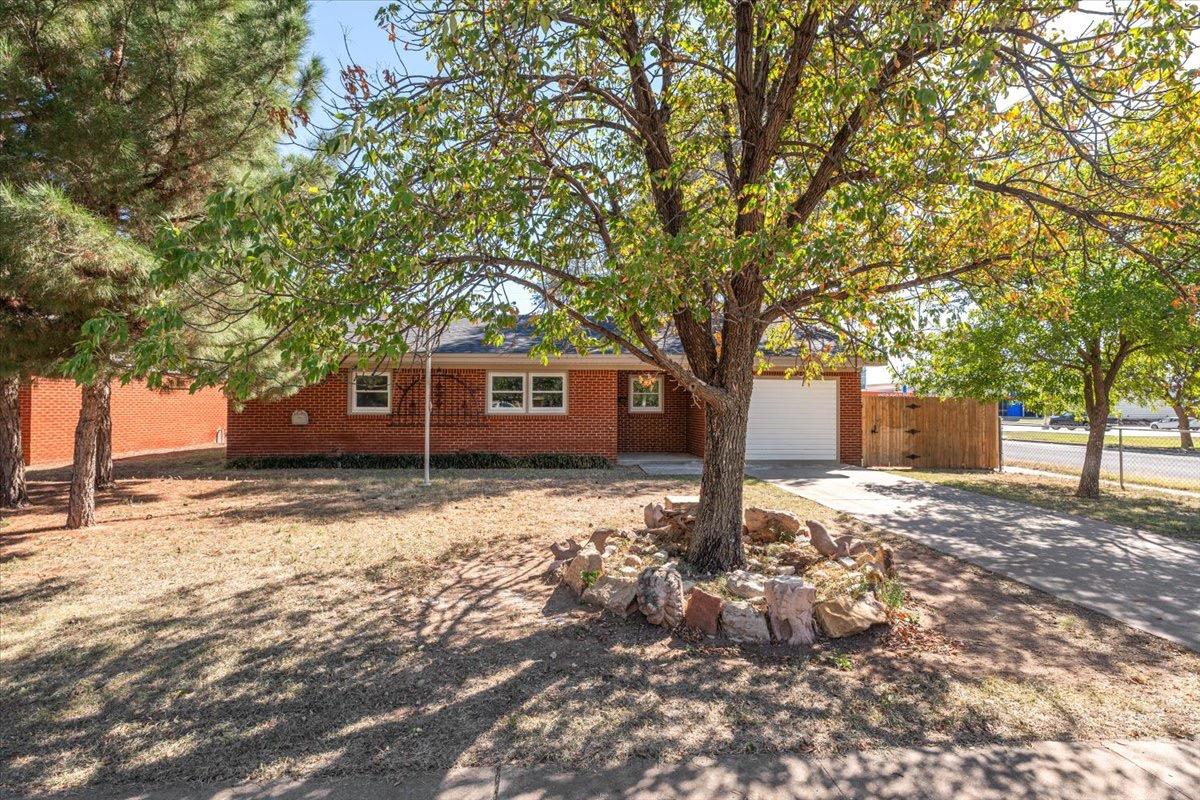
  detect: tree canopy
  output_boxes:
[0,0,320,522]
[0,183,153,378]
[0,0,321,236]
[119,0,1200,567]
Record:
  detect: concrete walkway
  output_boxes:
[750,464,1200,652]
[7,740,1195,799]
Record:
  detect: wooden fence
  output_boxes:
[862,395,999,469]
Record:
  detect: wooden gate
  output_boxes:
[862,395,999,469]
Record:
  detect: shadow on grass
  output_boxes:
[2,454,1194,798]
[8,448,689,533]
[2,528,1183,797]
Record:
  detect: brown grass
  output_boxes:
[2,449,1197,795]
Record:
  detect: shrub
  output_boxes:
[226,452,612,470]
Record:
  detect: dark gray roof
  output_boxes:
[427,315,837,357]
[428,317,613,354]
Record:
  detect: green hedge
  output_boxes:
[226,452,612,470]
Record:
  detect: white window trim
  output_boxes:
[486,371,569,414]
[487,371,528,414]
[528,372,568,415]
[349,370,392,415]
[628,373,664,413]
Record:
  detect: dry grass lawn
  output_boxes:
[2,450,1197,795]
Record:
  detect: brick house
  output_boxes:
[19,377,227,466]
[229,319,866,465]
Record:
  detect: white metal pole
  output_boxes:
[424,351,432,487]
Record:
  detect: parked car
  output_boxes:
[1044,413,1117,430]
[1149,416,1199,430]
[1045,413,1087,430]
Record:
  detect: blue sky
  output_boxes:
[301,1,406,135]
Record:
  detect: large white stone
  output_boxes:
[815,594,888,638]
[664,495,700,513]
[764,576,818,645]
[582,575,639,618]
[636,564,685,628]
[720,600,771,643]
[562,543,604,595]
[726,569,767,600]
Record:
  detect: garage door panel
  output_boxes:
[745,379,837,460]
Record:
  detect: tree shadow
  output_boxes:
[2,457,1196,797]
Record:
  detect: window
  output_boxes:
[487,372,568,413]
[530,374,566,412]
[629,373,663,412]
[350,372,391,414]
[488,373,526,413]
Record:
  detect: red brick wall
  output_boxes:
[834,371,863,465]
[678,370,863,465]
[18,381,32,466]
[616,370,691,453]
[21,377,228,466]
[227,368,619,461]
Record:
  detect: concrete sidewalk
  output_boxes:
[6,740,1196,799]
[751,465,1200,652]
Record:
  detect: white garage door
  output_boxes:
[745,378,838,460]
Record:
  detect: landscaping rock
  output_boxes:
[684,588,724,636]
[764,576,818,645]
[815,594,888,638]
[644,502,666,529]
[720,600,771,643]
[582,575,639,618]
[806,520,841,558]
[590,528,616,550]
[549,539,581,560]
[664,495,700,513]
[852,544,896,577]
[726,569,766,600]
[561,543,604,595]
[744,508,803,537]
[779,547,821,573]
[636,564,685,628]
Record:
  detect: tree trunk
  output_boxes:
[1076,411,1107,499]
[1076,362,1109,500]
[66,380,108,529]
[0,375,28,509]
[1172,403,1194,451]
[687,394,751,572]
[95,384,113,489]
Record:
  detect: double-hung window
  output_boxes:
[350,371,391,414]
[629,374,663,412]
[487,373,526,413]
[488,372,567,413]
[530,374,566,411]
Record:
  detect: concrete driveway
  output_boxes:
[747,464,1200,652]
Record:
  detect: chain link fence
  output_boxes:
[1000,422,1200,492]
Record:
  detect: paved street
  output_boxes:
[1003,439,1199,487]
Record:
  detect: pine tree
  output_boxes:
[0,0,319,523]
[0,184,152,516]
